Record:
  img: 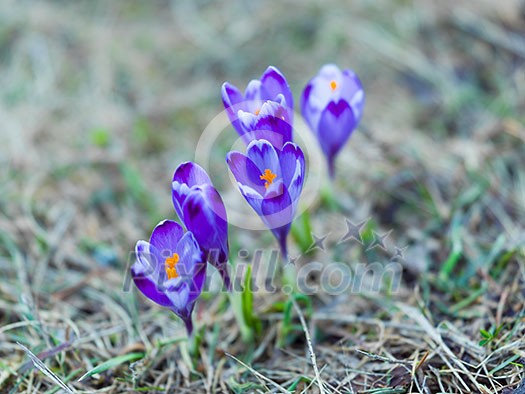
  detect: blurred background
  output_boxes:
[1,0,525,392]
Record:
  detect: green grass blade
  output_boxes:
[78,352,144,382]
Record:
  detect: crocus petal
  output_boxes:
[300,83,312,115]
[131,240,172,307]
[164,280,199,335]
[203,186,229,264]
[221,82,244,109]
[245,129,290,152]
[222,66,294,147]
[300,82,317,132]
[226,151,266,196]
[237,100,292,149]
[149,220,184,258]
[182,185,229,265]
[342,69,365,120]
[174,231,204,277]
[312,64,344,109]
[166,281,191,314]
[279,142,304,188]
[261,183,293,258]
[318,100,357,176]
[222,82,247,132]
[287,162,305,206]
[165,261,206,311]
[237,110,258,133]
[319,63,344,81]
[172,162,212,187]
[256,99,292,140]
[172,181,191,221]
[260,182,294,229]
[244,80,267,112]
[165,279,202,336]
[172,162,214,221]
[260,66,294,119]
[237,111,265,146]
[265,177,285,198]
[172,161,223,221]
[237,183,264,200]
[246,140,281,178]
[188,261,207,304]
[237,183,264,216]
[279,142,305,205]
[176,232,207,305]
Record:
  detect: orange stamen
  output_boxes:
[254,108,260,116]
[330,80,337,91]
[165,253,179,280]
[260,169,277,189]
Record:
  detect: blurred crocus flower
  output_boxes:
[301,64,365,177]
[222,66,294,149]
[227,140,305,258]
[131,220,206,335]
[172,162,230,288]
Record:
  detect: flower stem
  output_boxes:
[283,263,297,292]
[180,317,201,370]
[328,158,336,180]
[279,236,288,262]
[183,316,193,337]
[188,324,203,359]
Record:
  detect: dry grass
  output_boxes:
[1,0,525,392]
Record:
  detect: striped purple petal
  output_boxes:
[222,66,294,146]
[182,185,229,265]
[132,240,172,307]
[149,220,184,257]
[317,100,356,177]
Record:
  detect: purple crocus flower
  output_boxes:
[222,66,294,149]
[131,220,206,335]
[226,140,305,259]
[301,64,365,178]
[172,162,230,288]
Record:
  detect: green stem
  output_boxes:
[283,263,297,293]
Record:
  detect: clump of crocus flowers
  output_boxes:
[131,64,364,335]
